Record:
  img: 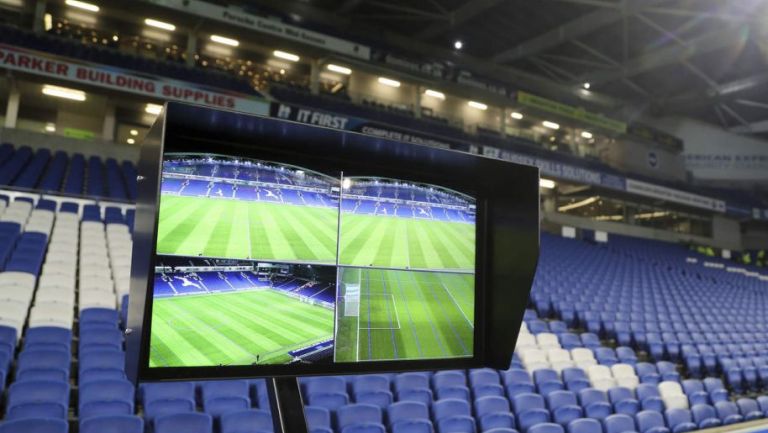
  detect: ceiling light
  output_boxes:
[424,89,445,100]
[378,77,400,88]
[581,131,593,139]
[510,112,523,120]
[583,82,591,89]
[145,18,175,31]
[44,123,56,133]
[65,0,99,12]
[342,178,352,189]
[558,196,599,212]
[130,129,138,136]
[210,34,239,47]
[274,50,300,62]
[454,40,463,50]
[326,64,351,75]
[127,138,135,144]
[468,101,487,110]
[44,13,53,31]
[539,178,556,189]
[542,120,560,130]
[145,103,163,115]
[42,84,86,101]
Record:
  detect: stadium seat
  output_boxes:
[603,414,637,433]
[141,382,196,405]
[636,410,670,433]
[546,391,582,426]
[155,412,213,433]
[714,401,744,425]
[388,401,429,427]
[144,398,196,421]
[203,396,251,417]
[341,423,387,433]
[578,389,612,420]
[353,375,391,394]
[220,410,273,433]
[690,404,721,429]
[6,402,67,421]
[568,419,602,433]
[433,398,471,421]
[305,406,331,432]
[355,390,393,408]
[0,418,68,433]
[513,393,551,432]
[664,409,696,433]
[390,420,434,433]
[80,415,144,433]
[337,404,383,429]
[528,423,564,433]
[736,398,764,421]
[608,387,640,416]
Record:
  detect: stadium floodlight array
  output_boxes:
[127,103,539,387]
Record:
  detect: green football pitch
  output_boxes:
[334,268,474,362]
[339,214,475,270]
[149,289,334,367]
[156,195,338,263]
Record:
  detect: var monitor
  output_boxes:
[126,103,539,382]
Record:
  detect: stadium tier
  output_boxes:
[2,188,768,432]
[0,143,137,201]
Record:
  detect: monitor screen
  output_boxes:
[148,153,475,367]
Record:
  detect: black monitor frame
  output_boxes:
[126,103,540,383]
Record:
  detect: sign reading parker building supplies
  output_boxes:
[0,44,269,115]
[145,0,371,60]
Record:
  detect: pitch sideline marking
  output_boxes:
[438,277,474,329]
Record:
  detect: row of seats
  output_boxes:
[0,144,137,201]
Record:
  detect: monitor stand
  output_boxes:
[267,376,309,433]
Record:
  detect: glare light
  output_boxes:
[326,64,351,75]
[424,89,445,100]
[210,34,239,47]
[65,0,99,12]
[145,18,176,31]
[126,138,135,144]
[112,35,119,41]
[44,13,53,31]
[468,101,487,110]
[510,112,523,120]
[44,123,56,133]
[378,77,400,88]
[0,0,23,6]
[42,84,86,101]
[539,178,556,189]
[542,120,560,130]
[342,178,352,189]
[274,50,300,62]
[581,131,593,139]
[558,196,599,212]
[454,40,463,50]
[129,129,138,136]
[583,82,591,89]
[145,103,163,115]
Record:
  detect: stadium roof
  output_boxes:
[234,0,768,139]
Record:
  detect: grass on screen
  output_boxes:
[156,195,338,263]
[339,214,474,271]
[335,268,474,362]
[149,290,334,367]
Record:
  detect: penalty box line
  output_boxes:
[359,294,401,330]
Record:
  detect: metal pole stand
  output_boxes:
[267,376,309,433]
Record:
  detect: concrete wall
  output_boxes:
[0,127,140,162]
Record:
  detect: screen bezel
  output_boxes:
[126,103,539,382]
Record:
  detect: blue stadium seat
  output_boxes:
[338,422,386,433]
[480,413,516,432]
[387,401,429,427]
[220,409,273,433]
[433,398,471,421]
[307,391,349,411]
[390,420,434,433]
[0,418,68,433]
[80,308,120,328]
[433,371,466,389]
[203,396,251,417]
[702,378,729,403]
[714,401,743,425]
[155,412,213,433]
[736,398,763,421]
[395,373,430,392]
[562,368,590,393]
[608,387,640,416]
[80,415,144,433]
[396,388,433,405]
[303,377,347,396]
[144,398,196,421]
[635,364,660,385]
[352,375,391,394]
[664,409,696,433]
[79,379,135,419]
[141,382,196,405]
[337,404,382,430]
[503,369,535,397]
[603,414,637,433]
[24,327,71,352]
[635,411,670,433]
[513,393,551,432]
[578,389,612,420]
[690,404,721,429]
[533,369,564,396]
[635,385,664,413]
[7,380,69,413]
[757,396,768,417]
[436,416,476,433]
[355,390,393,408]
[79,328,123,352]
[304,406,331,432]
[474,384,505,399]
[528,423,564,433]
[470,369,501,387]
[6,402,67,420]
[200,380,249,401]
[436,386,470,401]
[568,419,602,433]
[546,391,582,426]
[79,350,125,383]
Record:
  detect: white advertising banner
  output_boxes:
[0,44,270,115]
[146,0,371,60]
[625,179,727,212]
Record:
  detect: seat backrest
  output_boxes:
[681,379,703,394]
[141,382,196,404]
[691,404,717,423]
[715,401,739,417]
[200,380,249,401]
[568,418,602,433]
[80,415,144,433]
[220,409,273,433]
[475,396,510,416]
[337,403,382,428]
[387,401,429,424]
[433,398,470,420]
[352,375,391,394]
[636,410,665,431]
[0,418,68,433]
[304,406,331,429]
[80,380,134,405]
[665,408,693,428]
[529,422,565,433]
[155,412,212,433]
[513,393,545,413]
[603,414,636,433]
[608,387,634,404]
[635,384,660,400]
[579,388,608,406]
[737,398,760,414]
[547,390,577,409]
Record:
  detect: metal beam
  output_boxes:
[662,72,768,113]
[415,0,505,40]
[492,0,665,64]
[576,24,749,86]
[730,119,768,134]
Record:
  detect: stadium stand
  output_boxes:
[1,182,768,433]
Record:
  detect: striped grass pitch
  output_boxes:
[149,289,334,367]
[335,268,474,362]
[156,195,475,270]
